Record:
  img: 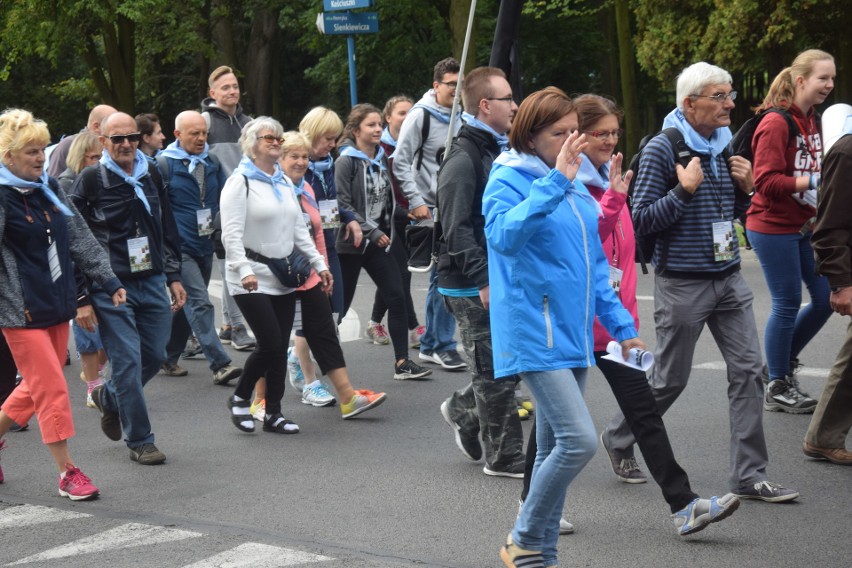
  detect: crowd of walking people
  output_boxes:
[0,48,849,568]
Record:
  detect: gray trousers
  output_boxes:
[443,295,524,471]
[603,271,769,490]
[806,319,852,448]
[218,257,246,329]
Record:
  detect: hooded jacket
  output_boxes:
[392,90,460,209]
[483,151,637,378]
[200,98,252,145]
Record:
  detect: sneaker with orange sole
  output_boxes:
[341,389,387,419]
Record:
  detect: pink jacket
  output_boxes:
[296,182,329,292]
[588,184,639,352]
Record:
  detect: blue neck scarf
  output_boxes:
[662,109,732,178]
[100,149,153,214]
[462,112,509,151]
[380,127,397,149]
[308,154,333,173]
[233,156,288,202]
[292,177,318,209]
[0,164,74,216]
[575,152,610,191]
[159,140,210,174]
[339,144,387,171]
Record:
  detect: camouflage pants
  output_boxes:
[443,295,524,470]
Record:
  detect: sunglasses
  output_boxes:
[257,134,284,144]
[107,132,142,144]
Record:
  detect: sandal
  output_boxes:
[228,396,255,432]
[262,413,300,434]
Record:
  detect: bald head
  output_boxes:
[100,112,140,173]
[87,105,118,134]
[174,111,208,155]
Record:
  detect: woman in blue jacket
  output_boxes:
[484,88,644,568]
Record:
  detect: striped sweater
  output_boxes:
[632,133,751,275]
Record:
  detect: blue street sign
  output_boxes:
[318,11,378,35]
[323,0,372,11]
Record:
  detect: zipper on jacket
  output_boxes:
[569,196,594,366]
[543,295,553,349]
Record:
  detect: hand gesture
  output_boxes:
[675,157,704,194]
[555,131,588,181]
[608,153,634,195]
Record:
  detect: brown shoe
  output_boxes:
[803,441,852,465]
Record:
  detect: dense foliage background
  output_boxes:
[0,0,847,158]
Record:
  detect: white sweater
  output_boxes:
[220,172,327,296]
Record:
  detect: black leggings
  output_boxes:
[522,352,698,513]
[0,332,18,405]
[339,237,409,360]
[233,292,295,416]
[370,219,419,329]
[296,283,346,374]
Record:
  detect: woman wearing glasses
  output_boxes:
[220,117,330,435]
[0,108,125,498]
[746,49,836,414]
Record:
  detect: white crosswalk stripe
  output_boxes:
[181,542,330,567]
[7,522,203,565]
[692,361,830,378]
[0,504,90,529]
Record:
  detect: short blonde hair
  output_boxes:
[66,131,102,174]
[209,65,236,88]
[0,108,50,164]
[299,107,343,144]
[281,131,311,155]
[239,116,284,160]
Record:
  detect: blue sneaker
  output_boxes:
[672,493,740,536]
[287,347,305,392]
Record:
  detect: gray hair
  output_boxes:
[675,62,733,111]
[239,116,284,159]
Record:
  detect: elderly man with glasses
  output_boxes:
[600,62,799,503]
[69,112,186,466]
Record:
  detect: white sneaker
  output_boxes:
[287,347,305,392]
[301,381,336,407]
[518,499,574,535]
[366,321,390,345]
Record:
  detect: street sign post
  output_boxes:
[316,5,378,107]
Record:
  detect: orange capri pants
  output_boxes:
[1,324,75,444]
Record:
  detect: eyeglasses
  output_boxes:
[107,132,142,144]
[584,129,623,140]
[257,134,284,144]
[486,96,515,103]
[689,91,737,103]
[438,81,458,89]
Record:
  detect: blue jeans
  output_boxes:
[419,266,456,354]
[167,253,230,371]
[747,230,833,380]
[513,368,596,566]
[91,273,171,448]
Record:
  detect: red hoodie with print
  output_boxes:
[746,104,822,234]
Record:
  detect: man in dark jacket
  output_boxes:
[807,109,852,465]
[70,112,186,466]
[158,111,242,386]
[436,67,524,478]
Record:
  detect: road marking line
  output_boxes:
[0,504,90,529]
[181,542,331,567]
[8,522,203,565]
[692,361,830,378]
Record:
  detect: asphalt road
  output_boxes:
[1,250,850,568]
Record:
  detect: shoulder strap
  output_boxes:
[414,110,431,171]
[202,111,212,133]
[156,155,171,180]
[660,128,693,168]
[454,135,486,192]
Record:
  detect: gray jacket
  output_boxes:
[0,182,120,328]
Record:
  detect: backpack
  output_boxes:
[729,108,798,163]
[627,128,730,274]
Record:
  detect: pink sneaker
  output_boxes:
[0,439,6,484]
[409,325,425,349]
[58,464,99,501]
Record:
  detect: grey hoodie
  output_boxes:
[392,90,460,209]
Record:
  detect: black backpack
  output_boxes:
[729,108,798,162]
[627,128,694,274]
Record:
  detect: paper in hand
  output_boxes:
[602,341,654,372]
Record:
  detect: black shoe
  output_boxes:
[129,443,166,465]
[439,400,482,461]
[483,461,525,479]
[90,385,122,441]
[213,365,242,386]
[227,396,255,432]
[393,359,432,380]
[262,413,300,434]
[419,350,467,371]
[8,421,28,433]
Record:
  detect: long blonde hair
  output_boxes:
[758,49,834,112]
